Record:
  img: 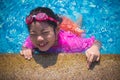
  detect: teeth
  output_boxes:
[40,43,44,46]
[39,43,47,46]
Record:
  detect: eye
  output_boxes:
[42,31,49,35]
[30,33,37,36]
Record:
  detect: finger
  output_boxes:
[92,55,98,62]
[87,60,92,69]
[89,54,94,62]
[87,54,94,69]
[86,52,91,69]
[96,56,100,61]
[85,51,91,61]
[26,49,32,60]
[24,53,28,59]
[96,52,100,61]
[26,50,31,59]
[24,50,29,59]
[20,51,24,56]
[27,50,32,60]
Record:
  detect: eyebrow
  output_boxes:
[30,30,36,32]
[30,28,49,33]
[41,28,49,32]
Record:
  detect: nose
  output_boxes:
[37,35,44,41]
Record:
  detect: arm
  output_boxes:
[20,36,35,60]
[85,40,101,69]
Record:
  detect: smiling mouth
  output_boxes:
[38,42,48,47]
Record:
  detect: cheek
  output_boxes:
[30,36,37,44]
[47,32,56,42]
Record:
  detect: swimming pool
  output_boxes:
[0,0,120,54]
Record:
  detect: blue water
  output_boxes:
[0,0,120,54]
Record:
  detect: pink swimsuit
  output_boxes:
[23,30,95,53]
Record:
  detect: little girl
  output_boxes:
[20,7,101,69]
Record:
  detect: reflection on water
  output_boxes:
[0,0,120,53]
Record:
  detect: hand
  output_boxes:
[20,47,32,60]
[85,44,100,69]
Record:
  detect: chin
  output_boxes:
[38,47,50,52]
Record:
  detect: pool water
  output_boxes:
[0,0,120,54]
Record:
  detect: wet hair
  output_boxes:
[26,7,62,31]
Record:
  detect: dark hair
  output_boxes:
[26,7,62,31]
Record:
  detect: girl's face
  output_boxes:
[29,21,58,51]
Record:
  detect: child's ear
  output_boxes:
[55,26,60,33]
[54,26,60,41]
[57,21,61,26]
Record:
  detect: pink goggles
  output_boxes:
[26,12,57,24]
